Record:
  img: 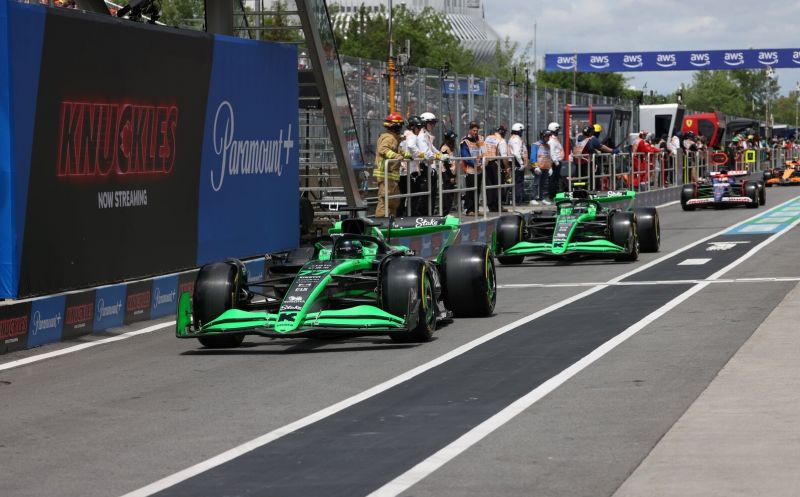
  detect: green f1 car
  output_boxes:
[176,215,496,347]
[493,190,660,264]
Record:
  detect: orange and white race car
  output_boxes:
[763,160,800,187]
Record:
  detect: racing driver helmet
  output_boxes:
[335,239,364,259]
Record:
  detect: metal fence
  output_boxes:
[341,55,639,171]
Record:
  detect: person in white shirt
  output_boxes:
[399,116,425,215]
[547,122,564,199]
[420,112,443,213]
[508,123,528,203]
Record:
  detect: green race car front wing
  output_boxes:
[175,293,415,339]
[499,239,627,257]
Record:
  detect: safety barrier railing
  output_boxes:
[479,155,515,218]
[379,158,433,217]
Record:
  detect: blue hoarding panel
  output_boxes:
[196,36,299,265]
[442,79,485,95]
[94,284,126,332]
[150,275,178,318]
[0,1,45,298]
[27,295,65,348]
[545,48,800,72]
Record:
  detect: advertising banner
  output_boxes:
[27,295,65,348]
[124,280,152,325]
[0,301,31,353]
[545,48,800,72]
[17,10,212,297]
[93,284,126,332]
[442,78,486,95]
[150,274,178,319]
[63,290,95,338]
[196,36,299,264]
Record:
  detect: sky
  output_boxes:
[483,0,800,96]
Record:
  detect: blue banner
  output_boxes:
[442,79,485,95]
[150,275,178,319]
[545,49,800,72]
[27,295,65,348]
[93,284,126,332]
[196,36,299,265]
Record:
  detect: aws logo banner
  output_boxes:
[545,49,800,72]
[197,36,299,265]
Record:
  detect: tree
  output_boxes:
[534,70,630,98]
[159,0,204,29]
[681,69,782,121]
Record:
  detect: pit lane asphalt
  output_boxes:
[1,188,799,497]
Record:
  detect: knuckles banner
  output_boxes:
[1,4,299,299]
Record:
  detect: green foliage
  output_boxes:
[535,70,630,97]
[682,69,781,121]
[246,1,304,42]
[333,5,475,75]
[159,0,204,29]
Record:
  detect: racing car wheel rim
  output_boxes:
[485,247,496,305]
[421,267,435,328]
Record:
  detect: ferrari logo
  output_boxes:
[685,119,693,127]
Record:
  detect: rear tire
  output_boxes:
[634,207,660,253]
[744,183,759,208]
[610,212,639,262]
[495,214,525,265]
[681,184,696,211]
[194,262,245,348]
[381,257,435,343]
[442,244,496,317]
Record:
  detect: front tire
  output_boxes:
[757,181,766,205]
[495,214,525,265]
[744,183,759,208]
[442,244,496,317]
[193,262,245,348]
[381,257,436,343]
[634,207,660,252]
[610,212,639,262]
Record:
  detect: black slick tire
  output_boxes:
[744,183,759,208]
[193,262,245,348]
[681,184,696,211]
[442,243,496,317]
[757,181,766,205]
[634,207,660,253]
[381,257,435,343]
[495,214,525,265]
[610,212,639,262]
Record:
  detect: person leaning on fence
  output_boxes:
[419,112,444,214]
[374,112,411,217]
[400,116,426,216]
[508,123,528,203]
[547,122,564,198]
[572,124,614,189]
[440,129,458,214]
[483,125,509,212]
[632,130,660,190]
[460,121,485,216]
[531,130,553,205]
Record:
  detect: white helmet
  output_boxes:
[547,122,561,133]
[511,122,524,132]
[420,112,437,124]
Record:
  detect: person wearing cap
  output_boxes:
[460,121,485,216]
[374,112,412,217]
[419,112,443,214]
[547,122,564,198]
[483,125,509,213]
[395,116,427,216]
[632,130,660,190]
[508,123,528,203]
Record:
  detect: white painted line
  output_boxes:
[678,258,711,266]
[120,195,800,497]
[655,199,680,208]
[369,199,800,497]
[0,321,174,372]
[367,282,711,497]
[498,276,800,289]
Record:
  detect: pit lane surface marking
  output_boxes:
[0,197,777,374]
[498,276,800,289]
[0,321,174,372]
[123,200,800,497]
